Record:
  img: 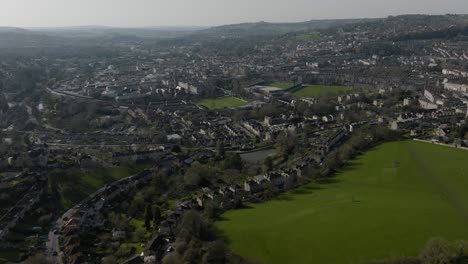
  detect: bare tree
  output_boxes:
[420,238,451,264]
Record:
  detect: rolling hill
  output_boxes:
[197,18,378,38]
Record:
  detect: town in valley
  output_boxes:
[1,8,468,264]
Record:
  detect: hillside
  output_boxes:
[0,26,200,51]
[3,14,468,51]
[34,26,202,40]
[336,14,468,39]
[0,28,67,49]
[198,18,377,38]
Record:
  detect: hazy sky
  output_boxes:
[1,0,467,28]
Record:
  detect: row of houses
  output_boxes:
[0,173,46,241]
[390,108,467,131]
[57,169,157,264]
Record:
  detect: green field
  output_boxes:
[287,33,320,45]
[50,164,151,210]
[216,141,468,264]
[198,96,247,109]
[292,85,353,97]
[269,83,293,89]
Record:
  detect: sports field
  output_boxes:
[215,141,468,264]
[269,83,293,89]
[292,85,353,97]
[198,96,247,109]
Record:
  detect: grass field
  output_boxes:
[269,83,293,89]
[198,96,247,109]
[287,33,320,45]
[215,141,468,264]
[292,85,353,97]
[50,164,151,210]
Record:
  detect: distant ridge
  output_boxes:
[198,18,380,37]
[1,14,468,50]
[0,27,32,33]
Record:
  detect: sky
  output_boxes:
[0,0,467,28]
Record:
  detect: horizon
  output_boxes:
[1,0,468,28]
[1,13,467,30]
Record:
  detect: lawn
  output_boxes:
[292,85,353,97]
[215,141,468,264]
[198,96,247,109]
[269,83,293,89]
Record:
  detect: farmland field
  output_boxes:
[215,141,468,264]
[198,96,247,109]
[292,84,353,97]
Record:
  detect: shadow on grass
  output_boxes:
[216,204,257,222]
[272,184,322,203]
[263,160,368,203]
[336,161,364,174]
[213,225,234,244]
[316,177,341,185]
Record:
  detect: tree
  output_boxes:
[38,214,53,227]
[216,141,225,157]
[23,253,52,264]
[232,197,243,209]
[264,156,274,172]
[275,131,298,157]
[153,206,162,226]
[129,192,145,217]
[116,243,133,258]
[48,173,60,202]
[144,204,153,230]
[162,252,183,264]
[420,238,451,264]
[258,104,281,119]
[109,213,129,231]
[261,182,280,200]
[223,153,243,171]
[338,143,354,162]
[102,256,118,264]
[184,162,217,189]
[171,145,182,153]
[203,201,218,220]
[284,174,296,190]
[306,167,320,181]
[202,240,227,264]
[176,211,214,242]
[455,240,468,259]
[135,229,146,241]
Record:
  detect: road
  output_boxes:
[45,170,149,263]
[45,142,168,148]
[46,208,77,264]
[46,227,62,264]
[45,87,196,110]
